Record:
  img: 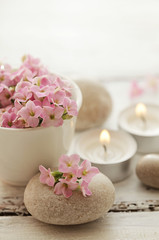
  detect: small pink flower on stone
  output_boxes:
[1,111,17,128]
[54,178,78,198]
[39,165,55,187]
[63,172,77,182]
[18,100,42,127]
[63,98,78,116]
[58,154,80,174]
[78,160,99,183]
[80,180,92,197]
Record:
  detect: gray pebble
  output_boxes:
[136,154,159,189]
[24,173,115,225]
[75,80,112,131]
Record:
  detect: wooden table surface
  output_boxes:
[0,80,159,239]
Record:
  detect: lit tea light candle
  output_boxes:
[99,129,110,153]
[135,103,147,126]
[70,128,137,182]
[118,103,159,153]
[0,65,4,70]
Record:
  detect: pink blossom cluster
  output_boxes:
[0,55,77,128]
[130,78,159,99]
[39,154,99,198]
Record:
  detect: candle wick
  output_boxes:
[103,144,107,153]
[140,116,147,128]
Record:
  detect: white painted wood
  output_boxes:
[0,213,159,240]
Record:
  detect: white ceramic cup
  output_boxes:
[0,78,82,186]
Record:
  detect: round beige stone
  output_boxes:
[24,173,115,225]
[136,154,159,189]
[75,80,112,131]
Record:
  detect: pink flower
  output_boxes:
[49,90,66,105]
[0,64,12,86]
[1,111,17,128]
[14,100,23,111]
[130,81,144,99]
[32,76,51,86]
[63,98,78,116]
[41,105,64,127]
[58,154,80,174]
[31,85,50,99]
[0,55,78,129]
[18,100,42,127]
[80,180,92,197]
[0,84,13,108]
[14,86,32,102]
[13,117,29,128]
[54,77,72,97]
[54,178,78,198]
[15,79,32,92]
[147,77,159,91]
[22,55,48,76]
[39,165,55,187]
[78,160,99,183]
[63,172,77,182]
[11,67,33,86]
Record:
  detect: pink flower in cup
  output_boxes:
[41,105,64,127]
[11,67,33,86]
[58,154,80,174]
[22,55,48,76]
[63,98,78,116]
[0,84,12,108]
[54,178,78,198]
[49,90,66,105]
[31,84,50,99]
[80,180,92,197]
[15,79,32,92]
[0,63,12,86]
[78,160,99,183]
[32,75,51,86]
[18,100,42,127]
[14,86,32,103]
[1,111,17,128]
[54,77,71,97]
[39,165,55,187]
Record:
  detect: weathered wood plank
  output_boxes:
[0,196,159,216]
[0,212,159,240]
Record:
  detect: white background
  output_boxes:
[1,0,159,80]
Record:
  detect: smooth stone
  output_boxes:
[75,80,112,131]
[136,154,159,189]
[24,173,115,225]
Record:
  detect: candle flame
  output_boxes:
[0,65,4,70]
[135,103,147,118]
[99,129,110,145]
